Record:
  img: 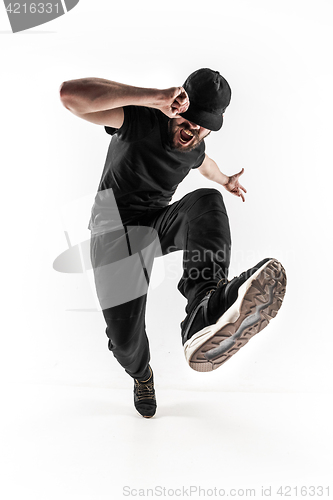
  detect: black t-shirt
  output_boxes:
[88,106,205,231]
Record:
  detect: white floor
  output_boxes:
[1,383,332,500]
[2,244,332,500]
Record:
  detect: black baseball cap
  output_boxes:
[180,68,232,131]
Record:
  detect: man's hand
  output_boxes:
[198,157,247,203]
[157,87,190,118]
[224,168,247,202]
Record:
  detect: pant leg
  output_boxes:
[102,296,150,380]
[141,188,231,310]
[90,229,153,380]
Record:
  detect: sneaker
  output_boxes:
[133,366,157,418]
[181,258,287,372]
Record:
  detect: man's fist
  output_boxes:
[158,87,190,118]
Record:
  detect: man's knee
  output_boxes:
[192,187,222,199]
[187,188,226,216]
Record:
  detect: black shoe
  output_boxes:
[134,366,157,418]
[181,258,287,372]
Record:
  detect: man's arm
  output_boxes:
[198,154,247,202]
[59,78,189,128]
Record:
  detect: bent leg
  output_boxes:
[141,188,232,309]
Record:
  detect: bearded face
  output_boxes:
[168,117,211,152]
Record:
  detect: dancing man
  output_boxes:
[60,68,286,418]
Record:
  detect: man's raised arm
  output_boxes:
[59,77,189,127]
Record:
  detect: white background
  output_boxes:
[1,1,332,499]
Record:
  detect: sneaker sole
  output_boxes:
[135,411,155,419]
[183,259,287,372]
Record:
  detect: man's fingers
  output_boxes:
[178,105,189,114]
[233,187,245,202]
[236,188,245,202]
[176,95,188,105]
[176,88,189,109]
[174,96,189,113]
[170,106,181,117]
[172,103,188,115]
[240,184,247,193]
[177,87,189,102]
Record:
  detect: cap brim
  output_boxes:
[179,106,223,131]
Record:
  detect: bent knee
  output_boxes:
[188,188,226,213]
[192,188,222,199]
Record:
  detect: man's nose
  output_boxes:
[188,121,200,130]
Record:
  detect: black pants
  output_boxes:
[90,188,231,380]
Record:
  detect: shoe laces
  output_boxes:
[205,277,229,297]
[134,378,155,401]
[181,278,229,325]
[217,277,229,288]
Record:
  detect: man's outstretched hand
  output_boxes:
[157,87,190,118]
[224,168,247,202]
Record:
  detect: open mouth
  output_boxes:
[179,128,194,144]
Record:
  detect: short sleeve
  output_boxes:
[191,142,206,169]
[104,106,156,141]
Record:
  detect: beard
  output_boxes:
[167,119,207,152]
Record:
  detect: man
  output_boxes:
[60,68,286,418]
